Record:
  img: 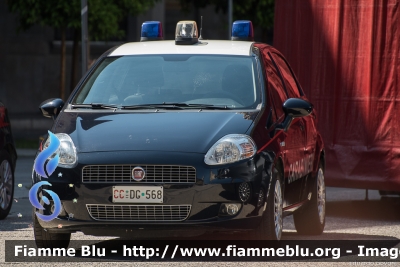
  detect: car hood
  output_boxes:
[54,111,258,153]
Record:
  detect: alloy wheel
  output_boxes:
[274,179,283,240]
[317,168,326,224]
[0,160,12,210]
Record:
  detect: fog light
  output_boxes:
[226,204,239,215]
[238,182,251,202]
[219,203,242,216]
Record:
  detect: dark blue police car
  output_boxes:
[32,20,326,248]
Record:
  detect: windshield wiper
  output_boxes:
[71,103,119,109]
[121,104,184,110]
[185,104,231,110]
[162,103,231,109]
[121,103,231,110]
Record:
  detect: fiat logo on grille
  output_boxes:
[132,167,145,181]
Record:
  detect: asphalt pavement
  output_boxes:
[1,154,400,266]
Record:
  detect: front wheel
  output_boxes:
[33,210,71,248]
[293,163,326,235]
[250,166,283,240]
[0,151,14,220]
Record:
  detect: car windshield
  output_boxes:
[73,54,261,109]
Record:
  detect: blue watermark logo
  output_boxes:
[29,181,62,221]
[34,131,60,178]
[30,131,62,222]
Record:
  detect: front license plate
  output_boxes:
[112,186,163,203]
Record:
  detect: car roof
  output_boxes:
[109,40,254,57]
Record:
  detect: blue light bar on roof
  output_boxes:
[231,20,254,41]
[140,21,163,42]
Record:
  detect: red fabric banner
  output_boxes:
[273,0,400,190]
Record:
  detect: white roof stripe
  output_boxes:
[109,40,254,56]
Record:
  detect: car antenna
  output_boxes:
[199,16,203,40]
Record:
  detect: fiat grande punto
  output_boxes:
[32,20,326,248]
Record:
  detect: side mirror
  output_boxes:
[283,98,313,118]
[39,98,64,119]
[277,98,313,132]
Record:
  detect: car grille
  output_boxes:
[86,204,191,221]
[82,165,196,184]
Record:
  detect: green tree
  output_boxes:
[231,0,274,42]
[6,0,158,100]
[179,0,275,42]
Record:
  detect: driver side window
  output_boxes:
[271,53,302,99]
[262,51,288,124]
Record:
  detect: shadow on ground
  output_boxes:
[326,197,400,221]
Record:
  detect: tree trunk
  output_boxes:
[70,29,79,93]
[60,27,66,100]
[87,36,91,69]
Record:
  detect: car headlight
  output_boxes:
[204,134,257,165]
[43,133,77,168]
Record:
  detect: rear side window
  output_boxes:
[271,53,302,98]
[261,51,287,121]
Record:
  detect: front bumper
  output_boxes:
[33,150,269,236]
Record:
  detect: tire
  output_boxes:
[250,166,283,240]
[293,162,326,235]
[33,209,71,248]
[0,150,14,220]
